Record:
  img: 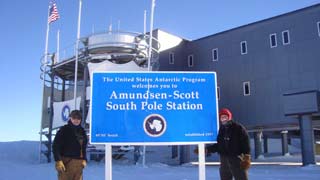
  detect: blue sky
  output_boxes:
[0,0,319,141]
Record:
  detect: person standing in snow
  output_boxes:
[53,110,88,180]
[195,108,251,180]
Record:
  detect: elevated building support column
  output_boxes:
[61,80,66,101]
[299,115,316,166]
[81,65,88,127]
[263,135,268,153]
[48,71,55,163]
[179,145,190,164]
[172,145,178,159]
[254,131,264,159]
[281,130,289,156]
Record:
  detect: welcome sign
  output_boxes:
[90,72,219,145]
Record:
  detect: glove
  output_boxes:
[193,148,199,154]
[55,161,66,172]
[238,154,251,170]
[81,160,87,168]
[193,148,210,156]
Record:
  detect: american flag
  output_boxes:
[48,1,60,24]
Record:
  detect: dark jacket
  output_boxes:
[53,121,88,161]
[207,120,250,156]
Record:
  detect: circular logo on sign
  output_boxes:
[61,105,71,122]
[143,114,167,137]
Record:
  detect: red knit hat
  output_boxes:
[219,108,232,120]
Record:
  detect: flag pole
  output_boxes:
[143,10,147,34]
[117,20,120,31]
[56,29,60,64]
[44,13,50,66]
[143,0,156,167]
[147,0,156,71]
[108,17,113,32]
[74,0,82,108]
[39,1,51,163]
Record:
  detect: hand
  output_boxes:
[238,154,251,170]
[193,148,210,156]
[193,148,199,154]
[55,161,66,172]
[81,160,87,168]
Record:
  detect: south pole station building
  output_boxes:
[40,4,320,165]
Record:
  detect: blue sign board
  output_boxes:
[90,72,219,145]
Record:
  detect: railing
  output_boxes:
[39,30,160,82]
[40,54,53,81]
[53,31,159,65]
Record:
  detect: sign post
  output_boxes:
[90,72,219,180]
[198,143,206,180]
[105,144,112,180]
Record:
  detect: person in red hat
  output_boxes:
[197,108,251,180]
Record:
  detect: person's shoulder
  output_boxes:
[62,123,71,129]
[232,121,247,130]
[58,124,71,132]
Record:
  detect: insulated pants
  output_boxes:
[219,155,248,180]
[58,157,84,180]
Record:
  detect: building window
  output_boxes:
[270,33,277,48]
[317,21,320,37]
[188,54,194,67]
[217,86,220,100]
[282,30,290,45]
[243,81,250,96]
[212,48,218,61]
[169,52,174,64]
[240,41,247,55]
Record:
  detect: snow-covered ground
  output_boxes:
[0,140,319,180]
